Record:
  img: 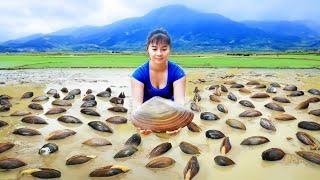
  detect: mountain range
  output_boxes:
[1,4,320,52]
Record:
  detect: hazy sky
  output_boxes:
[0,0,319,42]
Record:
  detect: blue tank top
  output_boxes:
[132,60,186,102]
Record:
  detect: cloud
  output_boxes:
[0,0,319,42]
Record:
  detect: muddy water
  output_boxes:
[0,68,319,180]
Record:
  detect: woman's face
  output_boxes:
[147,43,170,64]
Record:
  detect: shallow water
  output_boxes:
[0,68,319,180]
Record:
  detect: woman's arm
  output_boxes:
[131,77,144,110]
[173,76,186,105]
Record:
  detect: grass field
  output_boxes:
[0,53,320,69]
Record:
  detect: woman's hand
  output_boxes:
[138,128,152,135]
[166,128,181,135]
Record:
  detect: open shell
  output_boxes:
[131,97,194,132]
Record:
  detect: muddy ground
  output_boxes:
[0,68,319,180]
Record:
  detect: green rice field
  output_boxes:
[0,53,319,69]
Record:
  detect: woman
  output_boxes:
[131,29,186,108]
[131,29,186,134]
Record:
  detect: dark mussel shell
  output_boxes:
[149,142,172,158]
[262,148,285,161]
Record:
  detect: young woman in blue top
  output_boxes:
[131,29,186,110]
[131,29,186,134]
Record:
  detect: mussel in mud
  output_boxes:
[217,104,228,113]
[179,141,200,155]
[21,116,47,124]
[97,91,111,97]
[149,142,172,158]
[21,92,33,99]
[13,128,41,136]
[214,156,235,166]
[57,115,82,124]
[193,92,201,102]
[266,86,277,93]
[89,165,130,177]
[47,89,57,95]
[272,97,290,103]
[63,94,75,100]
[61,87,68,93]
[296,151,320,165]
[206,130,225,139]
[0,158,27,169]
[239,88,251,93]
[86,89,92,94]
[0,142,14,153]
[45,107,67,115]
[21,168,61,179]
[308,89,320,95]
[28,103,43,110]
[0,120,8,127]
[108,106,128,113]
[81,100,97,108]
[296,100,309,109]
[298,121,320,131]
[32,96,49,102]
[52,92,60,98]
[283,85,297,91]
[274,114,296,121]
[220,137,232,155]
[10,111,31,116]
[81,108,100,116]
[187,122,202,132]
[221,85,228,92]
[118,92,125,98]
[240,136,270,145]
[239,110,262,117]
[209,95,221,102]
[264,102,285,112]
[106,116,127,124]
[262,148,285,161]
[131,97,193,132]
[46,129,76,140]
[51,100,72,106]
[296,131,319,148]
[146,157,175,168]
[124,133,141,147]
[0,105,10,112]
[239,100,255,108]
[306,97,320,103]
[38,143,59,155]
[190,101,201,112]
[88,121,113,133]
[227,92,237,101]
[110,97,124,105]
[226,119,246,130]
[66,155,96,165]
[183,156,200,180]
[288,91,304,97]
[114,146,138,158]
[200,112,219,121]
[83,94,95,101]
[230,83,244,88]
[254,84,267,89]
[260,118,276,131]
[82,138,112,146]
[309,109,320,117]
[68,89,81,96]
[250,93,270,98]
